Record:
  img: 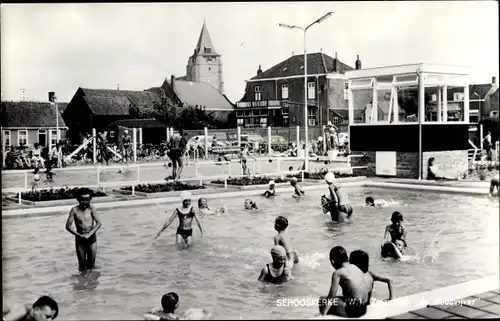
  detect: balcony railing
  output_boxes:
[236,100,282,108]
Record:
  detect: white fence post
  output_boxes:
[24,172,28,191]
[322,125,327,154]
[1,133,6,168]
[133,128,137,163]
[170,128,174,138]
[132,185,135,196]
[301,170,305,182]
[268,126,272,156]
[296,126,300,153]
[139,128,143,147]
[92,128,97,164]
[204,127,209,159]
[195,162,199,176]
[480,124,484,151]
[166,127,170,142]
[18,192,22,204]
[48,130,53,157]
[237,127,241,148]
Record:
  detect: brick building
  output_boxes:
[236,52,361,131]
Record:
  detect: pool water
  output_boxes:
[2,187,498,320]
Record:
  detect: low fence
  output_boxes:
[2,155,364,203]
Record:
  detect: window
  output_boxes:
[281,84,289,99]
[282,108,289,115]
[38,130,47,147]
[283,116,289,127]
[344,82,348,100]
[453,92,464,101]
[3,130,11,147]
[254,86,262,101]
[260,118,268,128]
[308,109,317,126]
[110,131,115,138]
[308,82,316,99]
[260,109,268,116]
[236,111,244,117]
[204,47,212,54]
[51,130,59,146]
[18,130,28,146]
[237,118,244,126]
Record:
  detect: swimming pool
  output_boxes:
[2,187,498,320]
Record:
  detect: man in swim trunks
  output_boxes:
[3,296,59,321]
[319,246,371,318]
[381,211,407,259]
[258,245,292,284]
[167,129,188,181]
[239,145,256,176]
[273,216,299,265]
[155,191,204,247]
[323,172,353,221]
[65,188,102,271]
[489,174,499,197]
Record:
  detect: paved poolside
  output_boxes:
[389,289,500,319]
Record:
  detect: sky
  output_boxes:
[1,1,499,103]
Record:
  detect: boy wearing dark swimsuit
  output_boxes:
[3,296,59,321]
[323,172,352,222]
[155,191,204,247]
[258,245,292,284]
[65,188,102,271]
[381,211,407,259]
[319,246,370,318]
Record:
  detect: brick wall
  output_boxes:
[422,150,468,179]
[396,152,419,178]
[350,151,376,177]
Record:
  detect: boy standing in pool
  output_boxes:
[290,177,305,197]
[324,172,353,221]
[155,191,204,247]
[65,188,102,271]
[273,216,299,265]
[381,212,407,259]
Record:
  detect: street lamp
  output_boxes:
[279,11,333,171]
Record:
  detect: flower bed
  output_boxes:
[210,176,289,186]
[462,162,499,181]
[21,187,107,202]
[122,182,206,193]
[287,170,357,181]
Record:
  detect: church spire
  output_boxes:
[193,19,218,57]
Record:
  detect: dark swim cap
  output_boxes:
[275,216,289,229]
[391,211,403,223]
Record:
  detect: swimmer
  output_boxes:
[349,250,393,302]
[197,197,226,215]
[65,188,102,271]
[323,172,352,222]
[145,292,179,320]
[273,216,299,265]
[290,177,305,197]
[155,191,204,248]
[3,295,59,321]
[365,196,388,208]
[489,174,499,197]
[319,246,370,318]
[258,245,292,284]
[239,145,256,176]
[263,180,276,198]
[244,199,259,210]
[381,212,407,259]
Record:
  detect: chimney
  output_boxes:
[355,54,362,70]
[117,84,120,90]
[171,75,175,90]
[257,65,263,76]
[333,52,338,72]
[48,92,55,102]
[292,51,294,56]
[492,76,497,85]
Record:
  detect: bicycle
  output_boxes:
[152,141,169,160]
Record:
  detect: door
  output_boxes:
[38,130,47,146]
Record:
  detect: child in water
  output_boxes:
[258,245,292,284]
[349,250,393,302]
[197,197,226,215]
[263,181,276,198]
[290,177,305,197]
[381,211,407,259]
[365,196,388,208]
[273,216,299,266]
[145,292,180,320]
[244,199,259,210]
[323,172,353,222]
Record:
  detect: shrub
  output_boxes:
[22,187,106,202]
[122,182,205,193]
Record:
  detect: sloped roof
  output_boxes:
[192,20,218,57]
[1,101,67,128]
[250,53,354,80]
[79,87,163,116]
[108,118,167,128]
[469,84,496,99]
[170,80,234,111]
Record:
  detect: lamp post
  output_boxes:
[473,92,481,122]
[279,11,333,171]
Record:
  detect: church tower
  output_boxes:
[185,19,224,93]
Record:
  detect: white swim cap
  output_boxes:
[34,174,40,182]
[180,191,192,201]
[325,172,335,183]
[269,180,275,185]
[124,129,129,134]
[328,121,332,126]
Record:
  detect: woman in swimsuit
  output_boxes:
[155,192,204,248]
[258,245,292,284]
[381,211,407,259]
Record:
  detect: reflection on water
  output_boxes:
[2,187,498,320]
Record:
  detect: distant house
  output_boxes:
[62,87,164,143]
[161,75,235,121]
[236,51,359,129]
[107,118,168,145]
[1,101,68,148]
